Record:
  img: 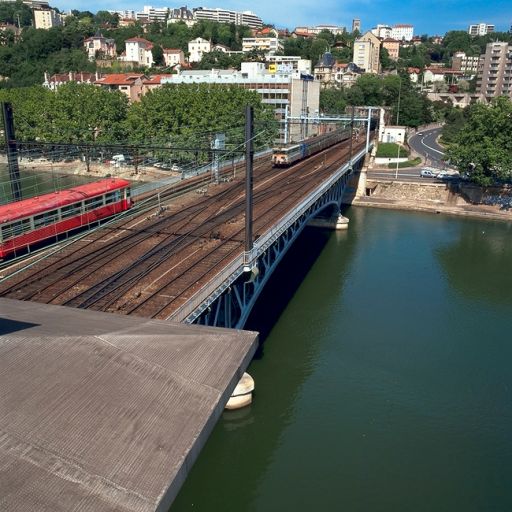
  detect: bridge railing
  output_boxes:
[168,144,371,323]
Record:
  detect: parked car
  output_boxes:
[171,164,181,172]
[420,169,435,178]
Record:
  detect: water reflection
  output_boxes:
[437,219,512,304]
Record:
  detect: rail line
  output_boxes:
[0,137,369,319]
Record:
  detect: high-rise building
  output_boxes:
[468,23,495,36]
[477,41,512,100]
[33,8,63,29]
[162,62,319,142]
[451,51,480,76]
[391,24,413,41]
[192,8,262,29]
[353,31,381,73]
[352,18,361,33]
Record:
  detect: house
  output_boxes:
[163,48,185,67]
[122,38,154,67]
[423,67,462,84]
[212,44,229,53]
[43,71,99,90]
[94,73,147,102]
[84,33,117,61]
[407,67,421,83]
[188,37,211,63]
[382,38,400,61]
[143,74,175,93]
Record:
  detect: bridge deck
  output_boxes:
[0,297,257,511]
[0,139,367,319]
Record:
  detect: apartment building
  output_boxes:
[188,37,211,63]
[266,55,312,74]
[293,25,346,36]
[192,7,262,29]
[84,34,117,61]
[391,24,413,41]
[162,62,320,142]
[167,6,194,26]
[242,37,282,55]
[468,23,495,36]
[477,41,512,100]
[33,8,63,29]
[382,38,400,60]
[353,31,381,73]
[451,51,481,76]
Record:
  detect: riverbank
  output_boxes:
[3,157,179,182]
[351,177,512,223]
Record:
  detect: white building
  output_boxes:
[391,24,413,41]
[33,8,63,29]
[135,5,170,23]
[83,34,117,61]
[193,7,262,29]
[123,37,154,67]
[163,48,184,67]
[242,37,282,55]
[188,37,211,63]
[468,23,495,36]
[371,24,392,39]
[293,25,346,36]
[266,55,312,74]
[167,6,195,26]
[163,62,320,142]
[108,9,136,19]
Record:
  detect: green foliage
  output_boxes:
[197,51,243,70]
[387,157,421,168]
[376,143,408,158]
[319,87,346,114]
[0,0,32,27]
[440,107,466,144]
[447,97,512,185]
[152,44,164,66]
[124,84,277,149]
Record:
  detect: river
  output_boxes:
[171,206,512,512]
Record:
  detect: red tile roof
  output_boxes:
[95,73,146,85]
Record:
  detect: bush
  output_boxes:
[376,142,408,158]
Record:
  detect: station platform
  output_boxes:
[0,298,258,511]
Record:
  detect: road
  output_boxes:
[408,127,445,167]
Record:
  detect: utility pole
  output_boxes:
[349,105,355,168]
[245,106,254,256]
[2,102,22,201]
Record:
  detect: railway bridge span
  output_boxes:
[0,138,372,329]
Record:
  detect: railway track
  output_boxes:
[0,138,369,320]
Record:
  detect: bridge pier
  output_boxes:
[308,214,349,230]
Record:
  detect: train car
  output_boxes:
[272,128,350,167]
[0,178,131,259]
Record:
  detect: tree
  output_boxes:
[320,87,346,114]
[447,97,512,185]
[152,44,164,66]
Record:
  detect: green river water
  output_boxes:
[171,206,512,512]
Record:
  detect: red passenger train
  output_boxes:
[0,178,132,259]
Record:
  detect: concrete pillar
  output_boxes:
[335,215,349,230]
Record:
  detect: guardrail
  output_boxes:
[168,144,371,323]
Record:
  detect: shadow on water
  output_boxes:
[436,219,512,305]
[244,226,332,346]
[170,210,361,512]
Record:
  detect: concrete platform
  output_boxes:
[0,298,258,512]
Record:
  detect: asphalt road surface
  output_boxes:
[408,127,445,167]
